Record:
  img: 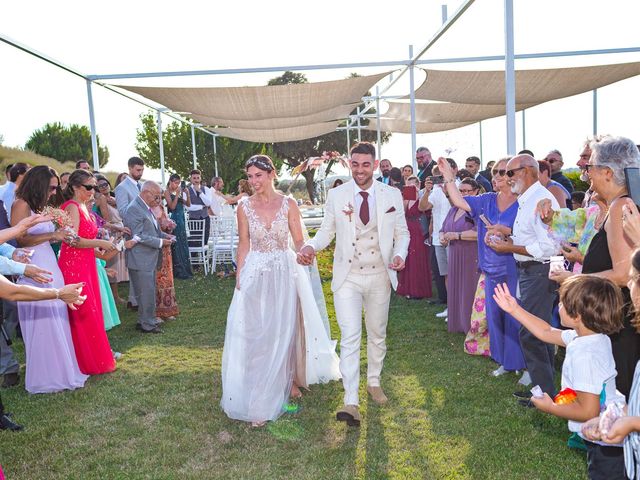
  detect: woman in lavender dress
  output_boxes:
[11,166,88,393]
[439,178,480,334]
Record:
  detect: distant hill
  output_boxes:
[0,146,119,186]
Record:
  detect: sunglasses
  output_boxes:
[492,169,507,177]
[459,189,475,194]
[584,164,608,172]
[48,185,58,191]
[97,182,109,189]
[81,184,97,191]
[546,158,559,164]
[506,166,527,178]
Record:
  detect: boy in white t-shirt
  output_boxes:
[493,275,626,480]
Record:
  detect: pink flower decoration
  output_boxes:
[465,341,478,353]
[474,298,486,312]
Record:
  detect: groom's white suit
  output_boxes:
[306,179,409,406]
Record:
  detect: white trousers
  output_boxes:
[333,271,391,406]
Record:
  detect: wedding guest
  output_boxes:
[571,191,586,211]
[153,204,179,320]
[11,166,88,393]
[75,160,91,171]
[538,160,572,209]
[376,159,392,185]
[95,174,129,304]
[59,172,70,191]
[186,169,212,247]
[59,169,117,375]
[123,181,173,334]
[545,149,574,194]
[401,165,414,184]
[494,277,625,479]
[465,156,493,192]
[486,155,560,401]
[551,136,640,398]
[416,147,435,188]
[0,274,86,430]
[1,163,29,223]
[396,176,432,299]
[438,157,526,376]
[332,179,344,189]
[165,174,192,280]
[388,167,403,189]
[115,172,128,188]
[456,169,474,182]
[479,160,495,183]
[439,178,480,333]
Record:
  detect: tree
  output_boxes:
[268,71,391,202]
[135,112,275,191]
[25,122,109,168]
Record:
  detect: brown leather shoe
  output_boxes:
[336,404,361,427]
[367,385,388,405]
[2,372,19,388]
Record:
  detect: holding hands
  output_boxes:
[297,245,316,266]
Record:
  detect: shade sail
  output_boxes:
[383,100,536,124]
[365,118,473,134]
[115,72,389,121]
[412,62,640,105]
[191,103,358,129]
[209,121,340,143]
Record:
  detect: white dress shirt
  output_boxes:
[428,183,457,244]
[512,181,560,262]
[0,182,16,223]
[186,185,212,212]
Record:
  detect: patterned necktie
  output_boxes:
[359,191,370,225]
[136,182,141,191]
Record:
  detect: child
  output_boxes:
[493,276,625,480]
[582,248,640,479]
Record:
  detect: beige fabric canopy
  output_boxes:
[365,118,473,134]
[190,103,358,129]
[116,72,388,121]
[383,100,536,124]
[208,121,340,143]
[413,62,640,105]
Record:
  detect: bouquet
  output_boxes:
[41,206,79,244]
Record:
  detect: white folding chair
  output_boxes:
[209,216,238,273]
[187,219,209,275]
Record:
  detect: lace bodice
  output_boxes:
[241,196,290,253]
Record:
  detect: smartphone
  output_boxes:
[625,167,640,206]
[402,186,417,201]
[478,214,492,227]
[180,180,186,189]
[428,175,445,185]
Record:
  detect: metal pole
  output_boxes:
[375,86,382,159]
[442,4,448,23]
[479,121,484,166]
[213,134,219,177]
[346,125,350,152]
[522,109,526,150]
[356,107,362,142]
[156,111,166,185]
[593,89,598,135]
[191,125,197,169]
[86,79,100,171]
[409,44,417,171]
[504,0,516,155]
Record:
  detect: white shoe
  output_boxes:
[518,371,532,386]
[435,308,448,318]
[444,317,448,323]
[491,366,507,377]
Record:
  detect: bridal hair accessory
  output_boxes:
[245,155,274,172]
[342,202,354,222]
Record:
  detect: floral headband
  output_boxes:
[245,156,274,172]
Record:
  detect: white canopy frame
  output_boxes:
[2,0,640,178]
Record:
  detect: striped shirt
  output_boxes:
[625,361,640,479]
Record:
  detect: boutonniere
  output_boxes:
[342,202,354,222]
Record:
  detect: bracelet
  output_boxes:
[54,288,60,300]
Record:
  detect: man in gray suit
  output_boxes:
[114,156,145,309]
[123,181,173,334]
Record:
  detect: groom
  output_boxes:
[298,142,409,427]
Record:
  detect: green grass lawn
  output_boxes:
[0,250,587,479]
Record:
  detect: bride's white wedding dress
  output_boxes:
[221,196,341,423]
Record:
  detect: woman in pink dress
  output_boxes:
[396,176,432,299]
[58,170,117,375]
[12,166,88,393]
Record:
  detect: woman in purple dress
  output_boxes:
[11,166,88,393]
[396,176,432,299]
[440,178,480,333]
[438,157,526,375]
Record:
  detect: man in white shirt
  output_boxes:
[488,154,560,401]
[186,169,212,246]
[1,163,29,223]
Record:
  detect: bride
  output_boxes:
[220,154,341,426]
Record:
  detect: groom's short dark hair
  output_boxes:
[350,142,376,158]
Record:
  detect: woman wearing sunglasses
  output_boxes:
[59,169,117,376]
[437,157,526,378]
